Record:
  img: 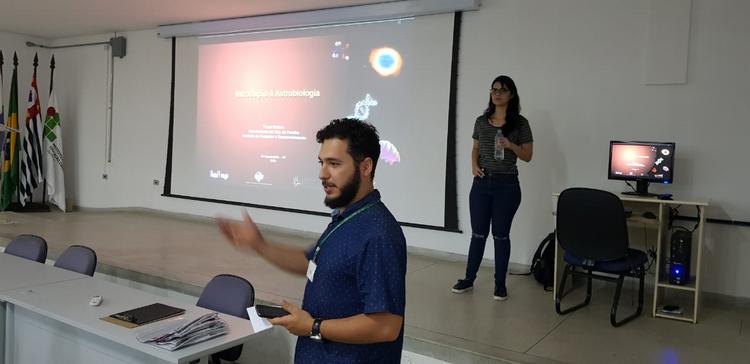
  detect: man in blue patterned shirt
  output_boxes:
[219,118,407,363]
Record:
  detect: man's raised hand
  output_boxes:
[217,210,266,253]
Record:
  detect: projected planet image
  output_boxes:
[369,47,403,77]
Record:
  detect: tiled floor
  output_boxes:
[1,209,747,364]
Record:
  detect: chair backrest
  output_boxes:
[557,188,629,261]
[197,274,254,362]
[197,274,254,319]
[54,245,98,276]
[5,234,48,263]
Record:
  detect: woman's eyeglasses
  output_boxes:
[490,88,511,96]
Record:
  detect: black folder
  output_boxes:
[108,303,185,326]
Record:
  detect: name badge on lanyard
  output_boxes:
[307,200,379,283]
[307,260,317,282]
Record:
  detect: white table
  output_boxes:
[0,253,86,292]
[0,255,258,364]
[0,253,89,363]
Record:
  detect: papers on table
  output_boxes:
[136,312,229,351]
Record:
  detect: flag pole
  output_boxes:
[44,54,65,212]
[31,52,41,205]
[30,53,48,212]
[8,53,49,212]
[41,55,54,205]
[13,52,20,205]
[49,55,55,91]
[0,50,4,179]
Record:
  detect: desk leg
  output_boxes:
[2,304,12,364]
[554,235,564,300]
[552,195,561,300]
[0,302,11,364]
[652,204,667,317]
[0,301,5,364]
[693,206,706,323]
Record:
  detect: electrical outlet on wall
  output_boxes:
[153,179,160,186]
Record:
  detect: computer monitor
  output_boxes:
[608,141,675,196]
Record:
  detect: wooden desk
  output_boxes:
[552,193,709,323]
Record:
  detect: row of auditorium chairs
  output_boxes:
[3,234,254,363]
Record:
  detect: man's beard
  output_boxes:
[324,169,361,209]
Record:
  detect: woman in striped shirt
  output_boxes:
[452,75,534,301]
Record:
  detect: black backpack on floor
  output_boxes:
[530,232,556,291]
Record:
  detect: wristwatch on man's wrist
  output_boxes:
[310,318,324,342]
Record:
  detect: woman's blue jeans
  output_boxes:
[464,174,521,289]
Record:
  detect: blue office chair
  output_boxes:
[197,274,254,363]
[555,188,647,327]
[4,234,48,263]
[54,245,98,276]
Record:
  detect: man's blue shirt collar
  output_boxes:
[330,189,381,222]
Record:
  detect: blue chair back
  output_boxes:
[5,234,48,263]
[54,245,98,276]
[197,274,254,362]
[197,274,254,318]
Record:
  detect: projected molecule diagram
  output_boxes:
[346,94,400,166]
[331,41,351,61]
[254,171,265,183]
[348,93,378,121]
[369,47,403,77]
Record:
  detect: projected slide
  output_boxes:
[195,37,407,193]
[170,14,454,227]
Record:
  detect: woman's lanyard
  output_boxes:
[312,200,379,263]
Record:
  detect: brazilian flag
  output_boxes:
[1,56,19,211]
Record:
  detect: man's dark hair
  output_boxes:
[316,118,380,178]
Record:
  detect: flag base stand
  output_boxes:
[7,202,50,212]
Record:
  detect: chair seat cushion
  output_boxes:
[564,248,647,274]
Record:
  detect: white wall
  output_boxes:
[39,0,750,298]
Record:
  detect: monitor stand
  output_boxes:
[622,181,660,197]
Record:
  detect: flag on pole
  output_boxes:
[44,87,66,211]
[0,51,5,168]
[1,54,20,211]
[19,60,44,206]
[0,52,5,186]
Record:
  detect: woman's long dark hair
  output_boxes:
[483,75,521,134]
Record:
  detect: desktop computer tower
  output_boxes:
[669,230,692,285]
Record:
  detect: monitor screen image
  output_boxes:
[608,141,675,195]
